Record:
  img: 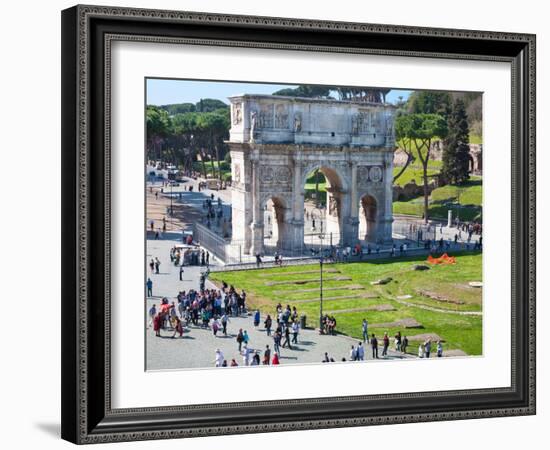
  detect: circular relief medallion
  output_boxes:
[369,166,383,182]
[261,166,274,182]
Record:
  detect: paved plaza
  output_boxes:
[145,237,412,370]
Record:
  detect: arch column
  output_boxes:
[343,162,360,246]
[378,157,394,243]
[249,156,264,255]
[286,154,305,254]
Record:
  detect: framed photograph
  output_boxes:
[61,4,536,444]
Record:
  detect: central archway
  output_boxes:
[303,165,346,250]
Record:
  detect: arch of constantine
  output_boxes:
[227,94,396,256]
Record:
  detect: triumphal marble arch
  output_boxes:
[227,94,396,256]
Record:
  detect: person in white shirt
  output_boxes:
[214,349,224,367]
[291,321,300,344]
[349,345,357,361]
[356,341,365,361]
[242,344,252,366]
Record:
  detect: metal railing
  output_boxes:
[194,221,450,267]
[392,222,437,243]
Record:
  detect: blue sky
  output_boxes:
[146,78,411,106]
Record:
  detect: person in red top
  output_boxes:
[272,352,280,365]
[153,312,162,337]
[172,317,183,338]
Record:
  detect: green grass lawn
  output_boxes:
[469,134,483,144]
[210,253,483,355]
[304,181,327,191]
[392,167,439,186]
[192,160,231,179]
[393,177,482,221]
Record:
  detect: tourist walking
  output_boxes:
[214,349,224,367]
[437,340,443,357]
[241,345,252,366]
[282,326,292,349]
[146,278,153,297]
[424,339,432,358]
[402,335,409,354]
[154,257,160,274]
[349,345,357,361]
[264,314,273,336]
[291,321,299,344]
[172,317,183,338]
[382,332,390,357]
[212,318,220,336]
[356,341,365,361]
[179,265,184,281]
[153,312,162,337]
[371,334,379,359]
[221,313,228,336]
[148,304,156,328]
[394,331,402,352]
[236,328,244,351]
[263,345,271,365]
[362,318,369,343]
[273,331,282,354]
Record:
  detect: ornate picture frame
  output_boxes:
[61,5,536,444]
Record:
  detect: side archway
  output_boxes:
[263,196,288,252]
[359,194,378,243]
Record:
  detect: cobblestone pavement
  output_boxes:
[145,237,413,371]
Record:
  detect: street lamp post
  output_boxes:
[170,182,173,230]
[319,255,324,333]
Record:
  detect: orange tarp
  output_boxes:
[427,253,456,265]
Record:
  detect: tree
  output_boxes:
[195,109,230,180]
[146,106,171,160]
[159,102,196,115]
[408,91,451,117]
[335,87,390,103]
[441,99,471,185]
[396,113,447,223]
[195,98,228,113]
[394,114,416,183]
[272,85,331,98]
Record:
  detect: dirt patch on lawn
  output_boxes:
[273,284,365,295]
[406,333,444,342]
[258,268,340,277]
[326,304,396,314]
[370,318,423,329]
[265,276,352,286]
[416,289,465,305]
[290,295,362,304]
[443,349,468,357]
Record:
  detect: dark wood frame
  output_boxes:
[61,4,536,444]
